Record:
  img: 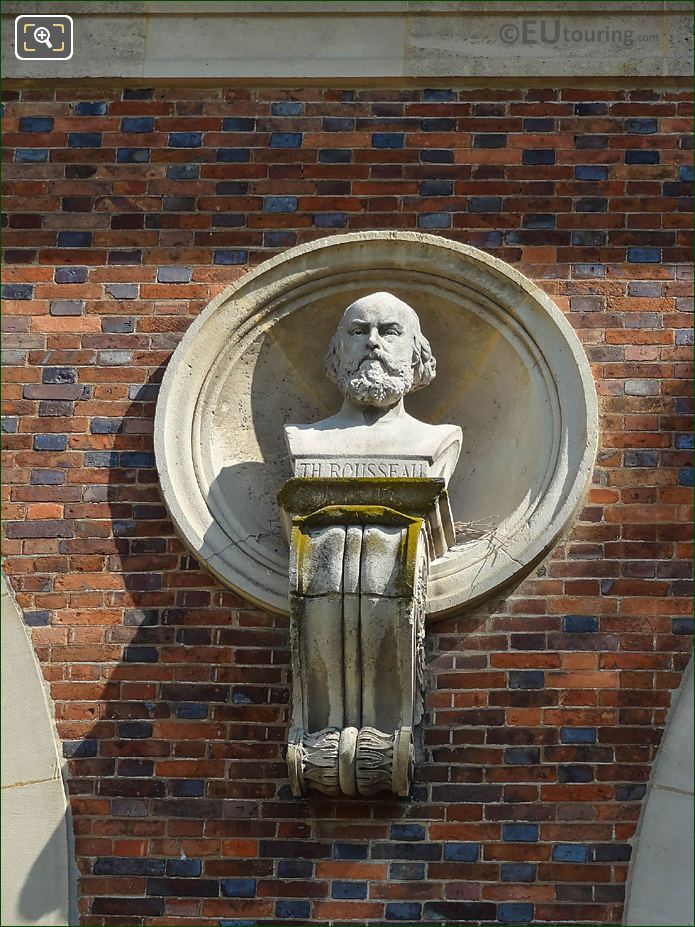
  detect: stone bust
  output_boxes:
[285,292,462,483]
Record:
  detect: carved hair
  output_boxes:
[324,298,437,393]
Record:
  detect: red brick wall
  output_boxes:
[2,84,693,926]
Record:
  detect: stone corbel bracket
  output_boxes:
[278,477,452,797]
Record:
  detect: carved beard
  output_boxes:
[338,354,414,408]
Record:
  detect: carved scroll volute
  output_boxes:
[279,478,444,798]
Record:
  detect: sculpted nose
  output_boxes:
[366,327,381,349]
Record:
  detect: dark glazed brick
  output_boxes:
[626,117,658,134]
[167,164,200,180]
[553,844,588,862]
[509,670,544,689]
[175,702,208,719]
[75,101,107,115]
[503,823,539,842]
[214,249,248,265]
[57,232,91,248]
[591,844,632,861]
[269,133,302,148]
[422,118,455,131]
[332,881,368,900]
[276,900,311,919]
[84,451,118,468]
[499,902,534,923]
[171,779,204,798]
[263,196,298,213]
[333,843,368,860]
[50,299,84,316]
[559,765,594,783]
[424,902,496,921]
[319,148,352,163]
[418,213,451,229]
[390,823,426,841]
[63,739,97,758]
[43,367,77,385]
[523,214,555,229]
[469,196,502,213]
[628,247,661,263]
[424,89,456,101]
[260,840,330,860]
[20,116,53,132]
[123,88,154,99]
[68,133,102,148]
[271,101,304,116]
[577,197,608,212]
[216,148,251,162]
[560,727,597,744]
[116,721,153,739]
[571,230,606,246]
[575,103,608,115]
[672,618,694,634]
[625,450,659,467]
[161,684,229,701]
[15,149,48,163]
[419,180,453,196]
[563,614,598,633]
[123,646,159,663]
[617,784,647,800]
[390,862,425,880]
[575,165,609,181]
[524,118,554,131]
[422,149,454,163]
[443,842,479,862]
[31,470,65,485]
[504,747,540,765]
[522,149,556,166]
[372,133,404,148]
[386,902,422,920]
[169,132,202,147]
[314,213,347,228]
[117,148,151,163]
[166,858,202,877]
[264,230,297,247]
[118,758,154,777]
[501,862,536,882]
[2,284,33,299]
[221,878,256,897]
[278,859,313,878]
[324,117,354,131]
[372,842,441,861]
[121,117,154,132]
[626,150,660,164]
[223,117,255,130]
[576,134,608,149]
[55,266,88,283]
[157,266,191,283]
[24,610,50,627]
[473,134,507,148]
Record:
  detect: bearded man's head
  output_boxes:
[324,292,437,408]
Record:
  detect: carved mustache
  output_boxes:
[353,350,405,376]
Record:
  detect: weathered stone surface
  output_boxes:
[155,232,598,618]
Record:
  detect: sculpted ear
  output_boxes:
[411,332,437,390]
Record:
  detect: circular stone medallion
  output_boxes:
[155,232,598,618]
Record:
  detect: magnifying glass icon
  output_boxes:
[33,26,53,49]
